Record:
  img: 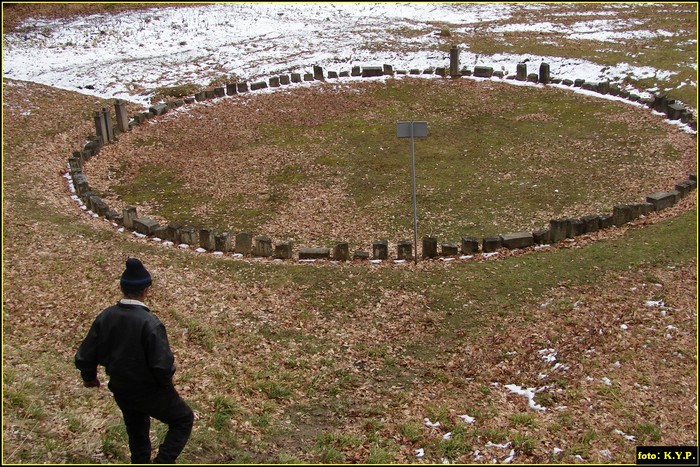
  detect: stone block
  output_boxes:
[473,66,494,78]
[632,202,654,217]
[215,232,231,252]
[667,103,685,120]
[299,247,330,260]
[122,206,138,229]
[675,181,692,198]
[516,63,527,81]
[213,87,225,98]
[422,237,438,259]
[303,73,314,82]
[153,225,168,240]
[435,67,447,77]
[237,82,249,93]
[133,217,160,235]
[538,63,550,84]
[114,100,130,133]
[313,65,324,80]
[461,237,479,254]
[226,83,237,95]
[351,66,361,77]
[397,240,413,260]
[581,215,601,233]
[195,91,206,102]
[372,240,389,260]
[106,209,121,221]
[333,242,350,261]
[250,81,268,91]
[612,205,632,226]
[101,107,115,143]
[153,225,168,239]
[235,232,253,255]
[199,228,215,250]
[566,218,584,238]
[646,192,676,211]
[254,235,273,257]
[599,214,614,229]
[574,78,585,87]
[449,46,460,77]
[92,197,109,216]
[269,76,280,87]
[274,241,293,259]
[362,66,384,77]
[353,250,369,260]
[533,229,550,244]
[383,64,394,76]
[178,226,198,245]
[205,90,215,99]
[73,174,90,196]
[279,75,291,85]
[339,71,350,78]
[291,73,302,83]
[441,243,459,256]
[500,232,534,249]
[165,222,183,242]
[482,236,502,253]
[527,73,539,83]
[549,218,569,243]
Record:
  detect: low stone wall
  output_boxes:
[65,55,697,263]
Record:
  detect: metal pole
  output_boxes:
[410,122,418,264]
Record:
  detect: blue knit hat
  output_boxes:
[120,258,152,291]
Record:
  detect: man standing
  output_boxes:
[75,257,194,464]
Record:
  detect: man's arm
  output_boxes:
[146,321,176,390]
[75,318,101,387]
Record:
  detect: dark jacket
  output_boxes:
[75,300,176,396]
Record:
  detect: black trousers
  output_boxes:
[112,386,194,464]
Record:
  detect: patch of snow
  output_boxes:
[459,414,476,424]
[504,384,547,411]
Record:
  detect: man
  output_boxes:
[75,257,194,464]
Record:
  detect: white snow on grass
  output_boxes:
[3,3,693,108]
[504,384,548,411]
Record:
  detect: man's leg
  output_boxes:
[150,390,194,464]
[119,406,153,463]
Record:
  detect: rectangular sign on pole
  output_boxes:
[396,121,429,264]
[396,121,428,138]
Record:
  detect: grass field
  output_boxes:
[85,77,695,249]
[2,3,697,465]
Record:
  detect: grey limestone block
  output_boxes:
[499,232,534,249]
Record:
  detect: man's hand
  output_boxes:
[83,378,100,388]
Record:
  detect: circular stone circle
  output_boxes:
[80,72,688,260]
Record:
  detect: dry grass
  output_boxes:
[83,78,696,248]
[2,3,697,465]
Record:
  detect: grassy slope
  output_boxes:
[2,2,698,465]
[2,80,696,464]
